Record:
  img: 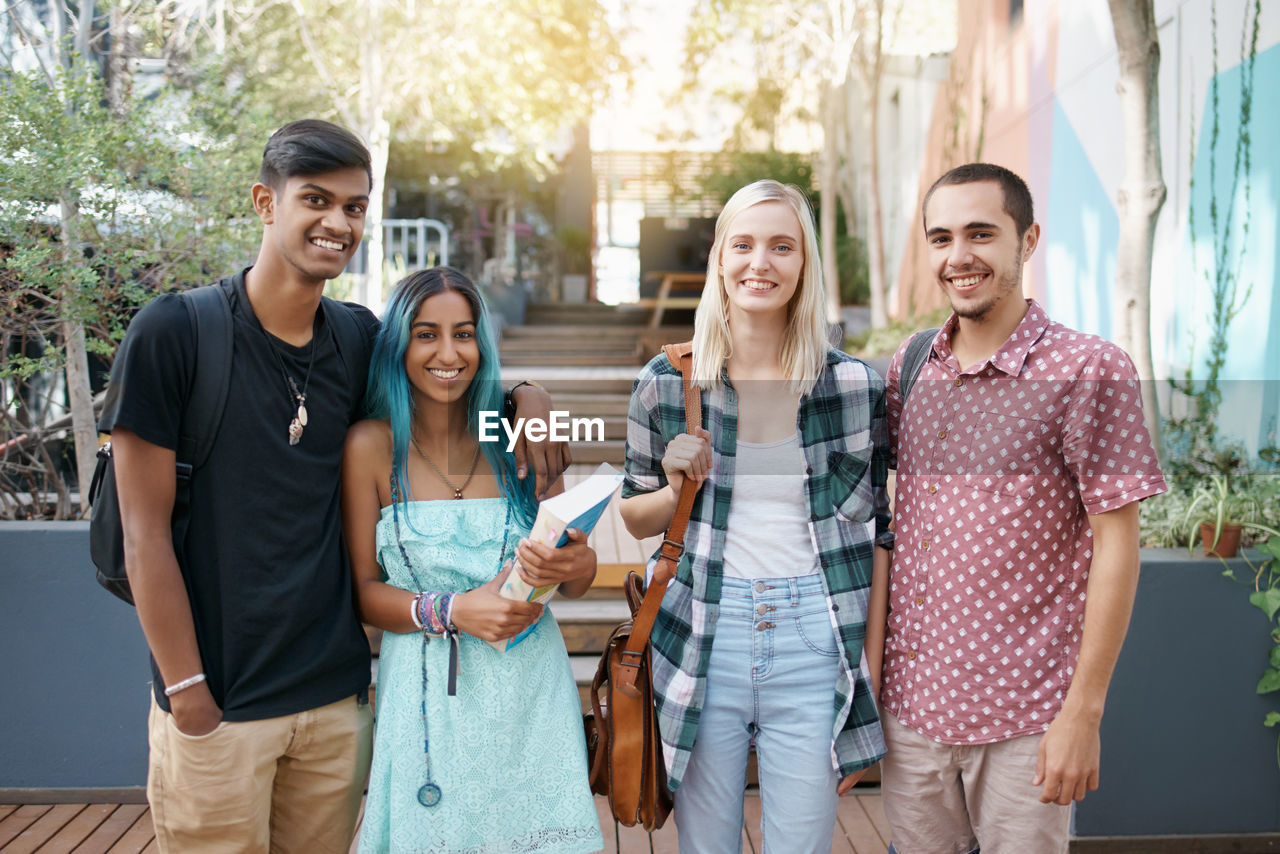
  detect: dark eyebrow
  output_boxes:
[297,183,370,203]
[926,221,1001,238]
[410,319,475,329]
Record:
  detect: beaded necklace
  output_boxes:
[388,471,512,809]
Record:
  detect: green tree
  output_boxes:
[0,5,269,518]
[683,0,949,324]
[212,0,622,303]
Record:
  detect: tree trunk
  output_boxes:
[59,3,100,517]
[358,0,388,308]
[820,82,842,327]
[59,199,98,517]
[863,0,890,329]
[1108,0,1166,456]
[364,118,390,308]
[866,87,889,328]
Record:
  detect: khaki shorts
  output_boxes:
[147,693,373,854]
[879,710,1069,854]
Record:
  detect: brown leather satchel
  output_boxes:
[585,341,701,833]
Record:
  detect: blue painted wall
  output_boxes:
[1045,96,1119,341]
[1176,41,1280,451]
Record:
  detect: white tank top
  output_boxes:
[722,433,821,579]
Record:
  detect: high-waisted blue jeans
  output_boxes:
[675,574,840,854]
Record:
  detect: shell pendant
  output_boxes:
[288,404,308,446]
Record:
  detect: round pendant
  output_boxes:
[297,404,308,426]
[417,782,442,807]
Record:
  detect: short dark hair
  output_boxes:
[923,163,1034,236]
[259,120,373,190]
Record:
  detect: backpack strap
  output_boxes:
[899,327,940,402]
[176,283,235,477]
[321,297,371,422]
[614,341,701,699]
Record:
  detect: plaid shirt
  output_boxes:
[623,349,890,789]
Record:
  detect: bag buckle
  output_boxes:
[659,538,684,560]
[618,648,644,668]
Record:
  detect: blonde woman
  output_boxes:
[620,180,893,852]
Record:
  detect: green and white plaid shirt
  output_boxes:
[623,349,890,789]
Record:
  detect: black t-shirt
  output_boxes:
[99,269,381,721]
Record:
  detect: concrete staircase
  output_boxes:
[500,302,691,368]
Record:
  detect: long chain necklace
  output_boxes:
[410,435,481,499]
[256,314,319,446]
[388,472,512,809]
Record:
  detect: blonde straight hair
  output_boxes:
[690,179,830,395]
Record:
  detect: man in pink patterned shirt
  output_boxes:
[866,163,1167,854]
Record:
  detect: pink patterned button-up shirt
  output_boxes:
[880,300,1166,744]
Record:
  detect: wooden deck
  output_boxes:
[0,793,892,853]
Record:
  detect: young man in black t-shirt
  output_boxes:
[101,120,562,852]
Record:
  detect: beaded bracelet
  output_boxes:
[415,591,455,637]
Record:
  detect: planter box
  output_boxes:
[0,522,151,797]
[1073,547,1280,837]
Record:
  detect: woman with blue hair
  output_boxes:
[341,266,603,853]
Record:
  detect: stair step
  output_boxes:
[553,599,632,654]
[504,325,647,339]
[552,598,633,623]
[500,353,641,367]
[565,441,625,464]
[500,338,639,352]
[570,654,600,684]
[507,377,637,395]
[524,304,651,326]
[546,395,631,415]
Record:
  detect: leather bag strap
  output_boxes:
[616,341,701,698]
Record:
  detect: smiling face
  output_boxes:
[255,166,370,286]
[718,200,805,322]
[923,180,1039,326]
[404,289,480,407]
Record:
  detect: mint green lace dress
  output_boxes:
[359,499,603,854]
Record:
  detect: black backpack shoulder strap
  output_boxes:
[321,297,371,421]
[177,283,234,472]
[899,327,940,402]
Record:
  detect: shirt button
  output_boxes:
[954,377,964,387]
[756,604,768,615]
[755,581,766,593]
[806,466,813,475]
[915,597,924,606]
[810,513,818,521]
[928,484,938,494]
[832,603,839,612]
[908,651,916,659]
[937,429,947,439]
[921,540,930,549]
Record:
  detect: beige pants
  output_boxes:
[879,711,1070,854]
[147,693,373,854]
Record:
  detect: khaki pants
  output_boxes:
[147,693,373,854]
[879,711,1070,854]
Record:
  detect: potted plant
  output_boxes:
[555,224,591,303]
[1181,472,1280,558]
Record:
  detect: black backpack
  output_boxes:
[899,327,940,402]
[87,280,368,604]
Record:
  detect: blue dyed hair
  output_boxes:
[364,266,537,530]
